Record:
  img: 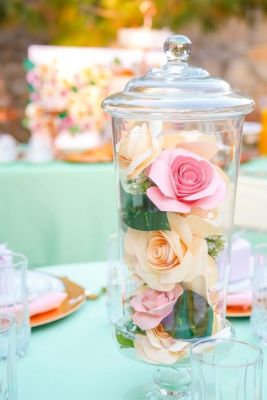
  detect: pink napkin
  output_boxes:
[29,292,67,317]
[227,292,252,308]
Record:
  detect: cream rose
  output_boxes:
[161,131,218,160]
[117,122,161,180]
[125,213,220,292]
[134,325,189,365]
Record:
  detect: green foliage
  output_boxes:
[115,321,144,348]
[120,185,170,231]
[162,290,214,339]
[2,0,267,45]
[115,330,134,348]
[206,235,225,259]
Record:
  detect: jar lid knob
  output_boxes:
[164,35,192,62]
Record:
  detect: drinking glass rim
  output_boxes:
[0,314,16,334]
[191,338,263,368]
[0,252,27,268]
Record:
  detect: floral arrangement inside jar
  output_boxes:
[116,122,228,365]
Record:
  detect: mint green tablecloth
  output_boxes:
[18,262,267,400]
[0,158,266,268]
[0,162,117,267]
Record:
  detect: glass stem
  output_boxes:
[153,367,191,399]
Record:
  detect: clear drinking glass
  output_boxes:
[106,234,123,325]
[251,244,267,344]
[0,253,30,356]
[0,314,17,400]
[191,338,263,400]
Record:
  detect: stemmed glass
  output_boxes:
[250,244,267,345]
[0,315,17,400]
[0,252,30,356]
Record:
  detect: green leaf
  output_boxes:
[120,185,170,231]
[162,290,214,339]
[115,330,134,348]
[115,321,144,348]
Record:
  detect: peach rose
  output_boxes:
[147,148,226,213]
[161,131,218,160]
[130,285,183,330]
[125,213,220,292]
[134,325,189,365]
[117,122,161,180]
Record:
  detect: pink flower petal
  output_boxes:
[192,179,227,209]
[182,173,218,201]
[148,158,175,198]
[131,285,183,330]
[132,312,166,330]
[147,187,190,213]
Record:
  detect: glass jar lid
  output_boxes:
[102,35,254,120]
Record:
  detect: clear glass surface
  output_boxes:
[111,117,242,368]
[103,36,254,120]
[191,338,263,400]
[0,315,17,400]
[0,253,30,356]
[251,244,267,345]
[103,35,254,399]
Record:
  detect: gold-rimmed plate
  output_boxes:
[30,276,86,328]
[226,305,251,318]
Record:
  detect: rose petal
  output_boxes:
[148,158,176,198]
[192,179,226,209]
[147,187,190,213]
[132,311,169,330]
[185,214,222,237]
[167,213,193,246]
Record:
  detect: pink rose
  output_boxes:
[147,148,226,213]
[130,285,183,330]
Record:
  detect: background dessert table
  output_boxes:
[0,158,266,267]
[18,262,267,400]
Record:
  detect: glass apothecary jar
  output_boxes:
[102,35,254,400]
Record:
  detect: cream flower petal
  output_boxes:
[159,249,195,284]
[184,214,222,237]
[125,228,141,256]
[161,231,183,261]
[127,146,161,180]
[117,123,161,179]
[134,332,188,365]
[167,213,193,246]
[182,255,218,303]
[214,165,230,183]
[160,237,208,284]
[162,132,218,160]
[126,147,153,176]
[134,262,175,291]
